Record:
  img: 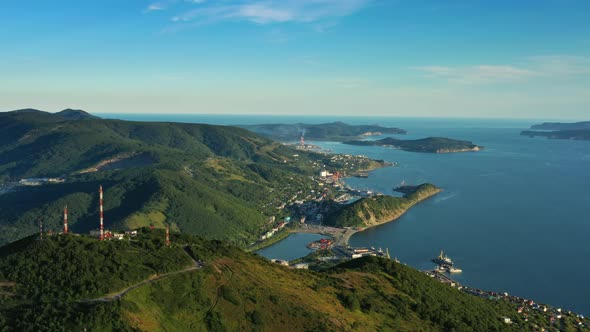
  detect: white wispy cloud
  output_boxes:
[145,0,207,13]
[169,0,371,24]
[528,55,590,76]
[412,55,590,84]
[148,4,164,11]
[412,65,539,84]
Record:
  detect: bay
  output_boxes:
[255,233,326,261]
[101,113,590,314]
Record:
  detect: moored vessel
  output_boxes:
[432,250,453,266]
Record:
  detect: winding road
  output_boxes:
[81,247,202,303]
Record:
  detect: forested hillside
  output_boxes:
[325,184,442,228]
[0,110,343,246]
[2,230,583,331]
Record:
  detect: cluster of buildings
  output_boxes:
[19,177,65,186]
[425,273,588,329]
[269,259,309,270]
[334,245,390,259]
[260,218,290,240]
[89,229,138,240]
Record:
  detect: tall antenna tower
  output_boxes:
[299,129,305,147]
[99,185,104,241]
[63,206,68,234]
[38,218,43,240]
[165,224,170,246]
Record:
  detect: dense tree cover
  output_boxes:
[333,257,518,331]
[240,121,407,141]
[0,110,351,246]
[0,301,129,332]
[343,136,482,153]
[0,229,585,331]
[0,230,193,302]
[325,184,441,228]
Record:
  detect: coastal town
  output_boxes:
[251,149,589,330]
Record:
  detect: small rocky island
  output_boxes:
[343,137,483,153]
[239,121,407,141]
[521,121,590,140]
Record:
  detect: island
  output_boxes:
[530,121,590,131]
[239,121,407,141]
[521,121,590,140]
[342,137,483,153]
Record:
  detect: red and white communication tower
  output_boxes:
[63,206,68,234]
[99,185,104,241]
[165,224,170,246]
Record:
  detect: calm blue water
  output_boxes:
[255,233,326,261]
[101,113,590,314]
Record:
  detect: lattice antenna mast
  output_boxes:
[165,224,170,246]
[63,206,68,234]
[99,185,104,241]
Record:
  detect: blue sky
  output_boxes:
[1,0,589,119]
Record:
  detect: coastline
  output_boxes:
[357,186,442,229]
[337,186,441,245]
[247,161,394,253]
[250,186,441,253]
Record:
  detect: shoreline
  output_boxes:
[251,187,440,253]
[248,164,440,253]
[357,187,442,229]
[247,160,394,253]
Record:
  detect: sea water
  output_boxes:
[100,113,590,314]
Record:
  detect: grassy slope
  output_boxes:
[325,184,442,228]
[0,231,544,331]
[0,231,585,331]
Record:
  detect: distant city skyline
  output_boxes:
[1,0,589,119]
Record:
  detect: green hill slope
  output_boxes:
[325,184,442,228]
[0,232,585,331]
[0,110,357,247]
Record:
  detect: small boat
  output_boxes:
[448,267,462,273]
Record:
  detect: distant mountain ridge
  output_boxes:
[240,122,407,141]
[522,121,590,140]
[55,108,100,120]
[5,108,99,120]
[531,121,590,131]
